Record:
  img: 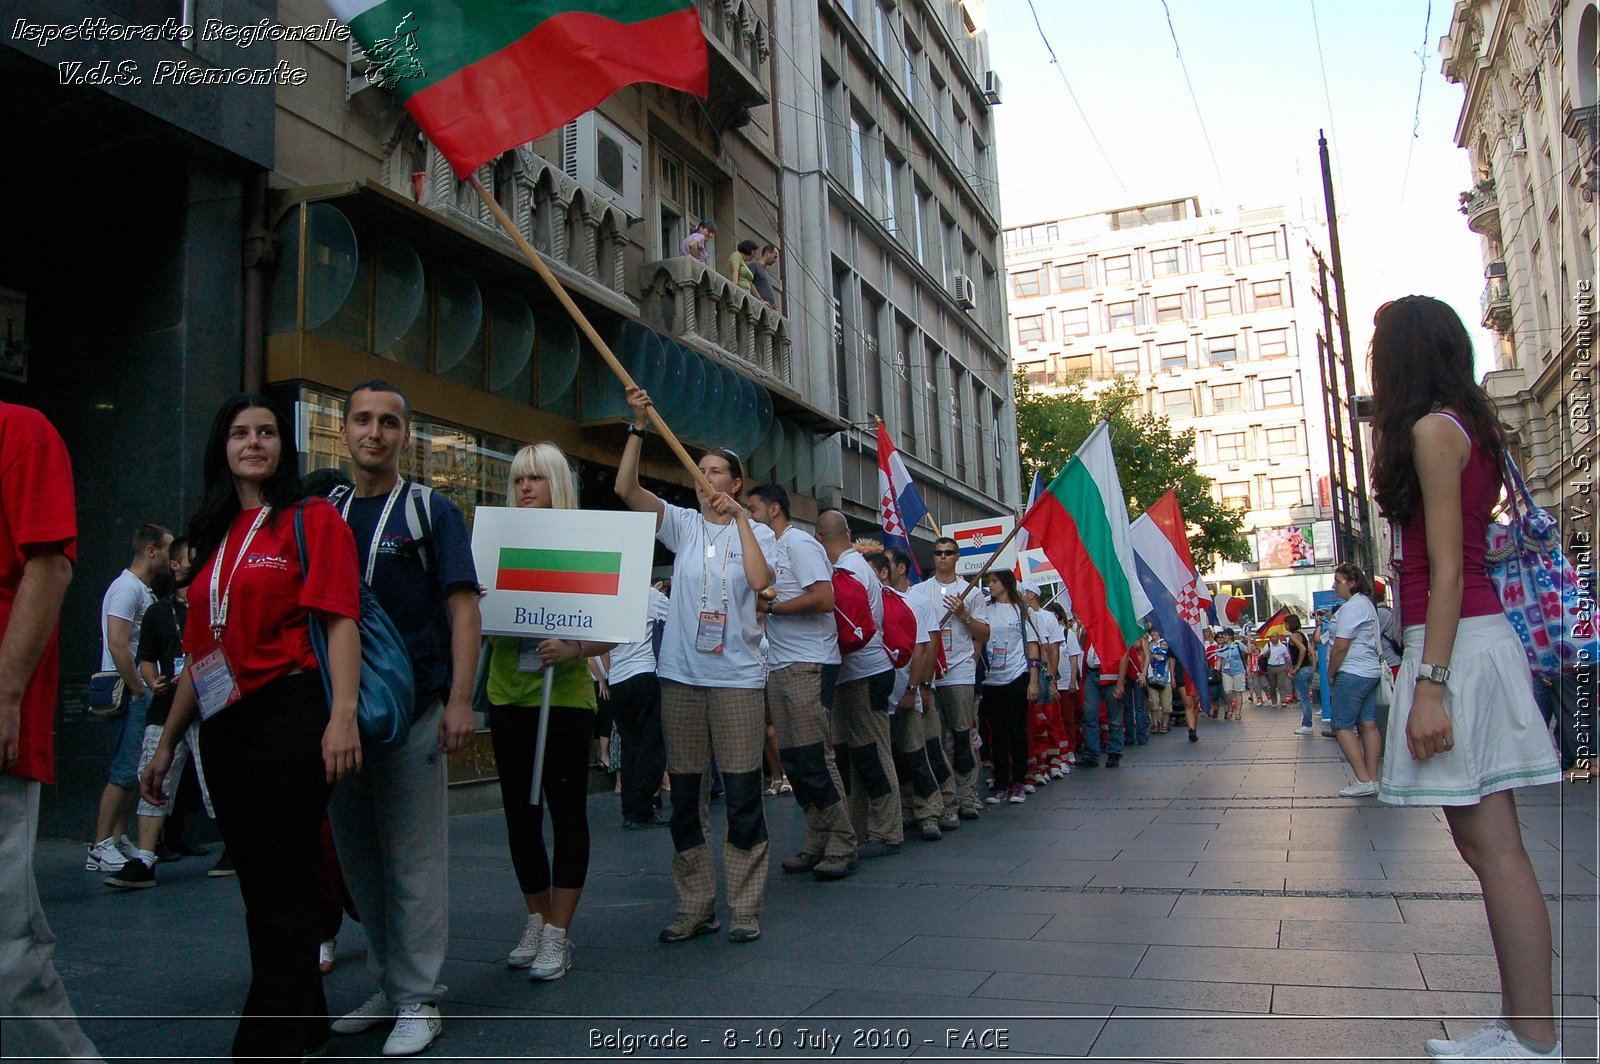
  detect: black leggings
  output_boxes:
[983,674,1031,790]
[489,703,592,894]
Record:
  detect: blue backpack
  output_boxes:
[294,501,415,749]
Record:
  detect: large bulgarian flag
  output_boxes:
[496,547,622,595]
[1019,421,1152,664]
[330,1,710,176]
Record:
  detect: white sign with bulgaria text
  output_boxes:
[471,507,657,642]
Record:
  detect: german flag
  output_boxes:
[497,547,621,596]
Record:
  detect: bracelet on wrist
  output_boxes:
[626,423,648,438]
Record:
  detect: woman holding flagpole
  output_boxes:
[616,386,776,945]
[488,443,616,982]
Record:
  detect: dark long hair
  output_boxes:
[186,393,306,572]
[1369,296,1506,524]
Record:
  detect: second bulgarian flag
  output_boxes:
[497,547,621,596]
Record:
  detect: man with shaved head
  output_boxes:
[815,511,901,856]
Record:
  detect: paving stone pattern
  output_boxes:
[29,711,1600,1062]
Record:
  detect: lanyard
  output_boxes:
[340,480,405,585]
[210,506,272,637]
[700,518,733,611]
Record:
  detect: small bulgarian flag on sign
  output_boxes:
[497,547,622,596]
[329,0,710,176]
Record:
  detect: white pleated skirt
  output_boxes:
[1378,613,1563,807]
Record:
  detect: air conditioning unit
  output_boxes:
[1222,266,1235,275]
[952,273,978,309]
[1227,463,1242,472]
[982,70,1002,105]
[560,111,643,217]
[1134,325,1155,335]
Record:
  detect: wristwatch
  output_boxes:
[626,423,648,438]
[1417,663,1451,685]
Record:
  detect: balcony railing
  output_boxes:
[1459,179,1500,241]
[697,0,771,130]
[1481,277,1512,332]
[639,256,792,388]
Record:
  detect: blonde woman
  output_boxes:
[490,443,616,982]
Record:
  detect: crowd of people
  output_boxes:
[0,297,1571,1063]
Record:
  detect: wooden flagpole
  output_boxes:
[469,175,715,498]
[936,518,1027,627]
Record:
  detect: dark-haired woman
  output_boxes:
[616,386,775,945]
[1369,296,1563,1063]
[141,393,362,1062]
[980,571,1039,805]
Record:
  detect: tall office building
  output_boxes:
[1004,196,1340,614]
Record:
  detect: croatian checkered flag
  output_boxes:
[877,419,928,581]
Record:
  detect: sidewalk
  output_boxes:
[31,707,1599,1063]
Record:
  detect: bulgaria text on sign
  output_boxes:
[470,507,657,642]
[945,515,1017,577]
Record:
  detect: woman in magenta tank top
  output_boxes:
[1369,297,1564,1062]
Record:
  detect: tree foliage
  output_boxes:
[1014,372,1251,568]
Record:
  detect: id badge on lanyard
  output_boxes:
[696,520,732,654]
[517,639,545,673]
[990,643,1008,670]
[201,506,271,720]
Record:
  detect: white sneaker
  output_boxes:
[1338,780,1380,798]
[382,1003,441,1057]
[506,913,545,968]
[1427,1021,1510,1057]
[86,837,127,872]
[1048,766,1065,779]
[116,834,139,860]
[1427,1023,1563,1062]
[331,990,394,1034]
[1023,784,1037,794]
[1294,725,1314,735]
[527,925,574,981]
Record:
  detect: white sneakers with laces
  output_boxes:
[383,1003,442,1057]
[527,924,574,981]
[506,913,544,968]
[1338,780,1379,798]
[85,837,128,872]
[331,990,395,1034]
[1426,1022,1563,1062]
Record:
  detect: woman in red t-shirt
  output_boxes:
[1369,297,1564,1062]
[141,392,361,1062]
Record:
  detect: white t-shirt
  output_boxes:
[1059,628,1082,691]
[101,569,154,671]
[764,526,840,669]
[607,587,670,686]
[655,503,773,689]
[834,548,892,683]
[1329,593,1382,678]
[983,599,1036,686]
[915,575,988,686]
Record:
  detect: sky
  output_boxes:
[983,0,1498,375]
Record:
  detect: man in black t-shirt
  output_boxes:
[106,540,213,890]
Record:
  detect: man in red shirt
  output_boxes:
[0,401,103,1060]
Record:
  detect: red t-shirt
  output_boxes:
[0,403,77,784]
[183,500,359,699]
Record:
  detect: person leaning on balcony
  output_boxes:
[680,220,714,265]
[727,240,757,295]
[750,244,780,310]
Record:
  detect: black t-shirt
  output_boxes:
[340,485,479,719]
[137,596,186,728]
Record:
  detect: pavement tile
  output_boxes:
[1033,913,1280,948]
[1169,894,1404,923]
[1090,1007,1442,1062]
[1279,918,1495,955]
[1134,943,1426,989]
[879,934,1146,977]
[957,888,1179,918]
[973,970,1272,1013]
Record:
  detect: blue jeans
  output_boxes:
[107,689,151,788]
[1082,683,1124,760]
[1128,685,1147,743]
[1330,672,1379,732]
[1317,657,1332,722]
[1294,667,1316,726]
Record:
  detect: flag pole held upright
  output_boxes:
[469,175,716,500]
[937,520,1026,626]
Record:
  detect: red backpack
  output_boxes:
[832,569,878,654]
[880,590,917,669]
